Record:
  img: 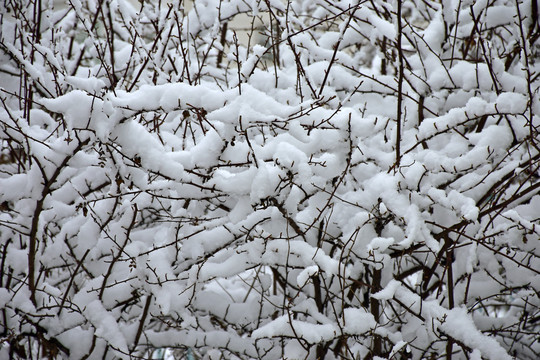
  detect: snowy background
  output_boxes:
[1,0,539,359]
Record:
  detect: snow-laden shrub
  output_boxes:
[1,0,539,359]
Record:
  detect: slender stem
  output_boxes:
[395,0,404,168]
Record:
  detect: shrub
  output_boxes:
[1,0,539,359]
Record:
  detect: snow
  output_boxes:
[439,307,512,360]
[0,288,10,309]
[65,75,107,93]
[228,196,253,224]
[1,0,537,359]
[495,92,528,113]
[56,326,95,359]
[342,308,377,334]
[40,90,94,130]
[296,265,319,287]
[372,280,401,300]
[390,283,514,360]
[253,315,338,343]
[84,301,128,357]
[368,237,395,252]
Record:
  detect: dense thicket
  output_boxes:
[1,0,539,359]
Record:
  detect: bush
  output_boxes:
[1,0,539,359]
